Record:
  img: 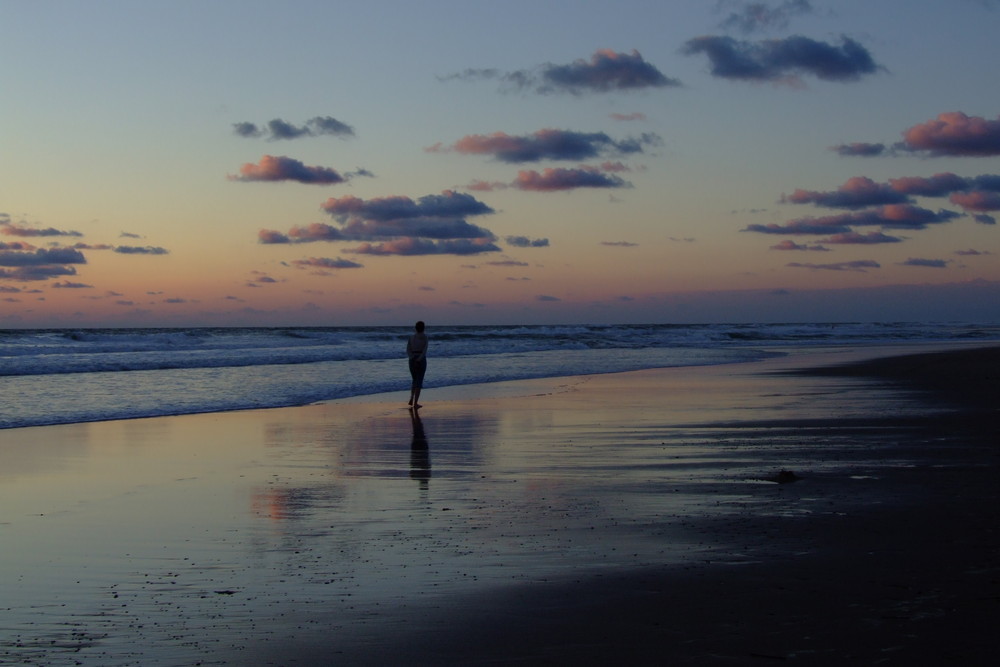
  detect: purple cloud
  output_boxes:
[786,259,880,271]
[513,166,630,191]
[682,34,881,83]
[830,142,887,157]
[783,176,910,209]
[505,236,549,248]
[0,247,86,266]
[901,112,1000,156]
[228,155,348,184]
[348,238,501,256]
[433,128,660,163]
[900,258,949,268]
[114,246,169,255]
[260,192,500,257]
[769,240,829,251]
[439,49,680,95]
[234,116,355,140]
[717,0,814,33]
[291,257,364,270]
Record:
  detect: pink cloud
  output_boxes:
[769,240,829,251]
[514,166,628,191]
[949,190,1000,212]
[228,155,346,184]
[901,111,1000,156]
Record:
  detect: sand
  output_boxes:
[1,343,997,665]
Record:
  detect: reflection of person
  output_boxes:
[409,408,430,488]
[406,321,428,408]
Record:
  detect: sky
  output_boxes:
[2,0,999,327]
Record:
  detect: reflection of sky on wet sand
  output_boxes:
[0,349,946,663]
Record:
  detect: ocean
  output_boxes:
[2,322,997,430]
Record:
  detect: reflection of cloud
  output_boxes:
[682,34,881,83]
[439,49,680,95]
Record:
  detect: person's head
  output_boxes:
[415,321,425,332]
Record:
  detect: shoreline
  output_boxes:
[2,342,998,665]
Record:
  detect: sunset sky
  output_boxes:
[2,0,999,327]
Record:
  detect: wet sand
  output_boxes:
[1,343,998,665]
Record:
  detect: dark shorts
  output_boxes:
[408,357,427,389]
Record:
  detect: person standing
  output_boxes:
[406,321,428,408]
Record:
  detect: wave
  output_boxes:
[3,322,998,378]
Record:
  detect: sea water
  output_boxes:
[1,322,997,429]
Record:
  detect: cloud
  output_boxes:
[536,294,562,302]
[682,34,881,83]
[769,240,829,251]
[786,259,880,271]
[0,241,35,250]
[601,240,639,247]
[955,248,992,256]
[51,280,92,288]
[816,231,902,244]
[261,192,501,257]
[485,260,530,267]
[745,204,961,234]
[538,49,681,94]
[0,247,87,266]
[1,220,83,237]
[973,213,996,225]
[0,265,78,281]
[228,155,350,184]
[888,172,970,197]
[233,116,355,140]
[830,142,887,157]
[505,236,549,247]
[610,112,647,121]
[949,190,1000,211]
[716,0,814,33]
[348,238,501,256]
[291,257,363,270]
[900,112,1000,156]
[114,245,169,255]
[783,176,910,208]
[119,231,143,239]
[439,49,680,95]
[432,128,660,163]
[513,166,630,191]
[900,257,949,268]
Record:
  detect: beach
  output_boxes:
[2,343,998,665]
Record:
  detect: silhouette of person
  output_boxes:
[406,321,428,408]
[409,408,430,488]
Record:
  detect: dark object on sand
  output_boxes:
[773,469,801,484]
